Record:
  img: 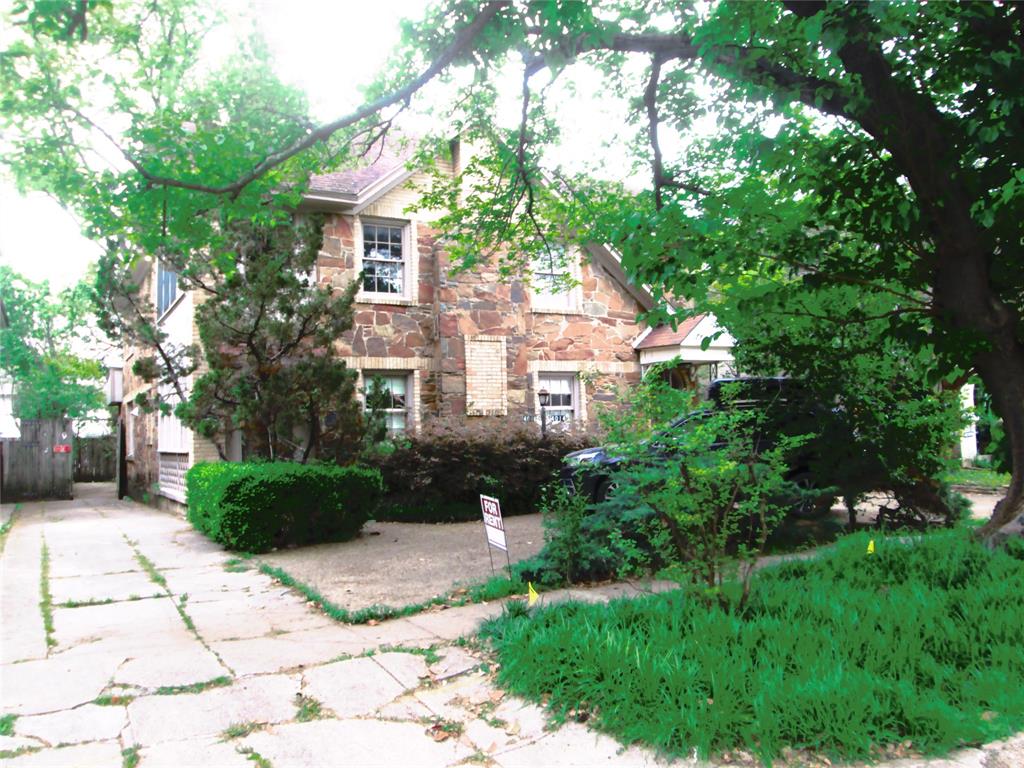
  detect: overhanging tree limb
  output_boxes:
[99,1,510,198]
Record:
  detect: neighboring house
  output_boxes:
[633,312,736,390]
[118,139,720,506]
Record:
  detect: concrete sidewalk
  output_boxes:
[2,485,1020,767]
[0,485,669,767]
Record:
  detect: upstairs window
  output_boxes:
[361,222,406,295]
[530,245,577,312]
[157,263,179,316]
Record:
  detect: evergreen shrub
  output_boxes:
[371,418,594,522]
[185,461,382,552]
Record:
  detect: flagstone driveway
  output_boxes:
[0,485,665,767]
[2,485,1021,768]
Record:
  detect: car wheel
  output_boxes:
[786,473,833,520]
[595,478,617,503]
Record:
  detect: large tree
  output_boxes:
[2,1,1021,536]
[410,0,1024,539]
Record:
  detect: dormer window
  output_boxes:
[361,222,406,295]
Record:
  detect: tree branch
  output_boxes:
[98,1,510,198]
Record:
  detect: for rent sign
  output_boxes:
[479,494,507,552]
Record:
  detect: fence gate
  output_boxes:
[0,418,73,502]
[74,436,116,482]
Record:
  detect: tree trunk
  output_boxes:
[824,6,1024,541]
[973,350,1024,539]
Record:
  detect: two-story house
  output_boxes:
[118,140,733,507]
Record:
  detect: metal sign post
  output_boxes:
[480,494,513,580]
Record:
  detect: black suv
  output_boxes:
[560,377,834,518]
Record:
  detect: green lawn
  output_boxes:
[480,531,1024,765]
[944,467,1012,489]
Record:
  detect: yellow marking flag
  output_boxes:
[867,539,875,555]
[527,581,539,607]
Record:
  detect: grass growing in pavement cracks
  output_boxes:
[133,549,167,588]
[0,714,16,736]
[221,722,264,740]
[39,539,56,648]
[294,694,327,722]
[94,694,135,706]
[237,746,273,767]
[479,531,1024,766]
[224,557,253,573]
[155,676,233,696]
[259,563,526,625]
[121,745,140,768]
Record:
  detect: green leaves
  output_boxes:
[0,266,105,421]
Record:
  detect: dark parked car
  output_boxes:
[560,377,836,518]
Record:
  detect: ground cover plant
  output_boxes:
[186,462,382,552]
[480,531,1024,765]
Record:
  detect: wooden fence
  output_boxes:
[74,436,116,483]
[0,418,73,502]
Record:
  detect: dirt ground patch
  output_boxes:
[260,514,545,611]
[260,490,1003,613]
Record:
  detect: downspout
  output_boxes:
[431,239,444,417]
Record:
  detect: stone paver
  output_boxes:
[49,570,158,604]
[14,704,126,746]
[302,656,406,718]
[2,483,1019,768]
[239,718,474,767]
[136,736,254,767]
[494,723,669,767]
[113,645,230,687]
[371,650,431,689]
[125,674,301,745]
[1,655,121,715]
[1,741,124,766]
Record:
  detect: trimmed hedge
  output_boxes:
[185,462,382,552]
[371,418,595,522]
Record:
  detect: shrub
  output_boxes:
[482,531,1024,765]
[370,418,594,522]
[185,462,382,552]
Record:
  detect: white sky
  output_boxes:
[0,0,656,293]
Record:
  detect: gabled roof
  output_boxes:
[305,138,417,204]
[634,313,706,350]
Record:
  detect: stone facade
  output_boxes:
[118,145,651,505]
[311,178,649,428]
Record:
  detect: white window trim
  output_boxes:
[532,369,587,425]
[529,246,584,315]
[125,406,138,459]
[155,262,184,323]
[354,215,418,306]
[358,369,417,432]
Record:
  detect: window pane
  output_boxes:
[158,264,178,315]
[362,223,405,293]
[364,372,410,432]
[539,374,574,418]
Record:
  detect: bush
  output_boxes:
[185,462,382,552]
[482,531,1024,765]
[370,418,594,522]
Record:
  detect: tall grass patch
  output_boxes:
[480,532,1024,764]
